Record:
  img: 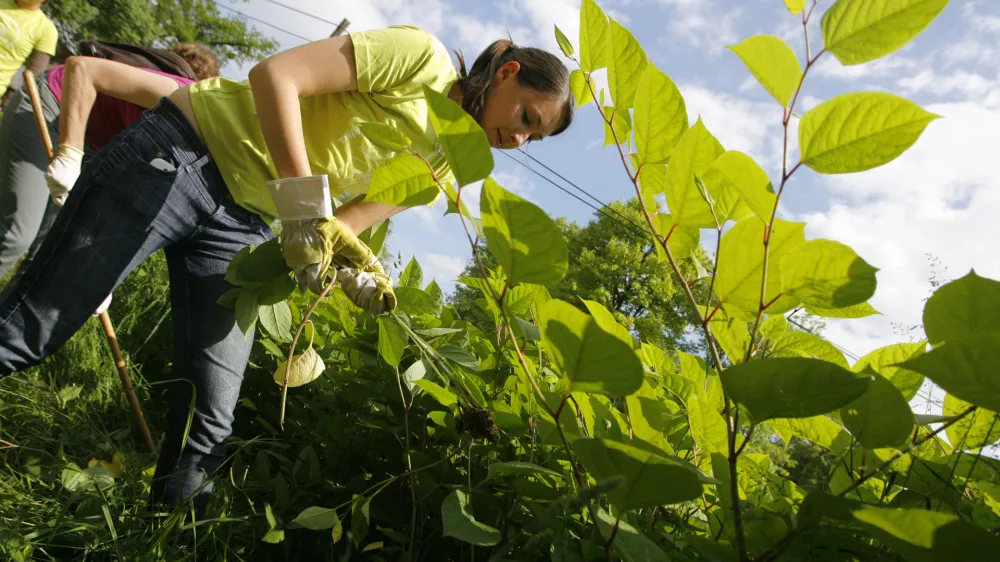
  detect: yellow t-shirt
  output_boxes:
[190,25,459,221]
[0,0,58,91]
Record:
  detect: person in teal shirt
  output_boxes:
[0,25,574,514]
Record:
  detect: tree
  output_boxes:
[450,198,706,351]
[44,0,278,66]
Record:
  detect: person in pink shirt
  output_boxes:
[0,45,217,284]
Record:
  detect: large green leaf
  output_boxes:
[721,357,871,422]
[572,438,704,509]
[395,287,441,316]
[423,86,493,186]
[807,301,880,319]
[579,0,609,72]
[701,151,776,224]
[653,214,700,260]
[607,18,647,110]
[944,394,1000,451]
[903,335,1000,411]
[377,317,406,367]
[595,509,672,562]
[581,298,633,348]
[853,342,926,401]
[226,239,288,288]
[480,177,568,286]
[484,461,563,482]
[664,119,725,227]
[715,218,806,318]
[769,415,852,453]
[728,35,802,107]
[923,270,1000,345]
[602,105,632,146]
[633,63,687,166]
[569,69,594,107]
[626,382,677,453]
[538,299,643,396]
[441,490,500,546]
[841,372,914,449]
[258,301,293,343]
[822,0,949,66]
[687,397,729,457]
[768,330,848,369]
[291,506,340,531]
[780,239,878,309]
[398,257,423,289]
[852,506,1000,561]
[799,92,938,174]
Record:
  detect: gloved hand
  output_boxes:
[267,175,378,294]
[336,263,396,314]
[45,144,85,206]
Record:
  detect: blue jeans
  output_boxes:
[0,98,273,512]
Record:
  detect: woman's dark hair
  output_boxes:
[169,43,220,80]
[455,40,574,137]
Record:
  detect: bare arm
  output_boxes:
[58,56,182,150]
[248,35,405,233]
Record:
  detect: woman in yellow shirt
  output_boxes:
[0,25,573,514]
[0,0,57,108]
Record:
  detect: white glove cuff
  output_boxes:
[56,144,85,165]
[266,175,334,221]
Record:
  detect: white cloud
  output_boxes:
[680,84,786,169]
[653,0,740,52]
[813,52,920,81]
[795,101,1000,355]
[896,69,1000,104]
[421,252,468,287]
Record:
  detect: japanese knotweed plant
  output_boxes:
[218,0,1000,559]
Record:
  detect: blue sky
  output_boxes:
[222,0,999,359]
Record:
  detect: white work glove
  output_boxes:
[266,176,390,303]
[336,264,396,314]
[93,293,112,317]
[45,144,85,206]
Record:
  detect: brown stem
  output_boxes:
[280,280,335,427]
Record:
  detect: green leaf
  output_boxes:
[664,119,725,227]
[441,490,500,546]
[413,380,458,408]
[852,506,1000,561]
[607,18,647,110]
[579,0,610,72]
[539,299,643,396]
[602,105,632,147]
[924,270,1000,345]
[554,24,574,57]
[708,312,751,364]
[366,219,390,257]
[633,64,687,166]
[365,153,438,207]
[351,496,370,547]
[398,257,423,289]
[258,301,293,343]
[716,218,806,317]
[423,86,494,186]
[595,509,671,562]
[902,335,1000,411]
[257,273,296,305]
[57,385,82,405]
[480,177,569,286]
[640,343,675,375]
[569,69,595,107]
[235,289,260,337]
[783,0,806,15]
[377,317,407,367]
[701,151,776,224]
[438,344,481,371]
[395,287,441,316]
[768,330,849,369]
[357,121,411,152]
[687,397,729,457]
[822,0,949,66]
[291,507,340,531]
[581,299,633,348]
[401,359,427,391]
[721,357,871,422]
[780,240,878,309]
[841,372,914,449]
[727,35,802,106]
[799,92,939,174]
[226,239,288,288]
[944,394,1000,451]
[807,301,880,318]
[653,215,700,260]
[261,528,285,544]
[572,438,704,509]
[485,461,563,482]
[769,416,852,453]
[852,342,926,401]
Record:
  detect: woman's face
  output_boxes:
[478,61,564,150]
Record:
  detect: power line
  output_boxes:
[211,0,316,43]
[263,0,343,28]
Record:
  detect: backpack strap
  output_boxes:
[76,40,197,81]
